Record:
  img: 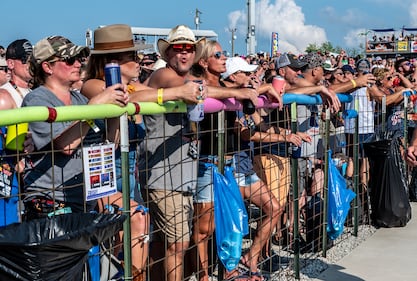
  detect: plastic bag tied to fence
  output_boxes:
[327,150,356,240]
[364,134,412,227]
[212,163,248,272]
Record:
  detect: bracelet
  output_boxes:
[157,88,164,105]
[350,79,357,88]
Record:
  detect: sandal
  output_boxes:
[224,268,251,281]
[237,256,265,281]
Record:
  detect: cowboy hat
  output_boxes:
[90,24,139,54]
[157,25,205,63]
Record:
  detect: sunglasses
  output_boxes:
[386,76,393,81]
[123,52,140,63]
[212,51,227,59]
[141,61,154,66]
[236,71,252,76]
[171,44,195,53]
[51,55,86,66]
[0,66,7,72]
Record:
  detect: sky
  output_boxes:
[2,0,417,56]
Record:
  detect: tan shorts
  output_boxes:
[147,189,194,243]
[253,154,290,207]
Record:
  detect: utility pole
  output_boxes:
[246,0,256,55]
[230,28,237,56]
[194,9,202,30]
[85,28,92,47]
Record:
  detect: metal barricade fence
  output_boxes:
[0,92,380,281]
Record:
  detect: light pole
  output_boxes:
[230,28,237,56]
[194,9,202,30]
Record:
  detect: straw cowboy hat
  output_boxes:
[157,25,206,63]
[90,24,139,54]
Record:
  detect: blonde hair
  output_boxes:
[373,67,390,81]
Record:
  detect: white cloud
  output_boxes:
[227,0,327,54]
[410,2,417,26]
[344,29,368,48]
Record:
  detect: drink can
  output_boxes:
[187,102,204,122]
[104,63,121,87]
[187,80,205,122]
[272,75,285,93]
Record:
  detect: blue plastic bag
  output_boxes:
[212,164,248,271]
[327,150,356,240]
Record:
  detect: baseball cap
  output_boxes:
[0,57,6,67]
[341,64,356,74]
[5,39,33,61]
[275,53,307,69]
[301,52,324,69]
[33,35,90,64]
[222,57,258,79]
[356,59,371,73]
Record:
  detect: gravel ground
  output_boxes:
[268,224,377,280]
[195,224,377,281]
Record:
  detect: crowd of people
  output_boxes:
[1,23,417,281]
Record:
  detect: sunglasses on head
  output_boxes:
[0,66,7,72]
[212,51,228,59]
[171,44,195,53]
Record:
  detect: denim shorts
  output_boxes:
[195,154,260,203]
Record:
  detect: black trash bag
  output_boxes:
[363,137,412,227]
[302,194,333,253]
[0,213,126,281]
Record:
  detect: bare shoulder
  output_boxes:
[0,89,16,110]
[81,79,105,99]
[149,67,184,88]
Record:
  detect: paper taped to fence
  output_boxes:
[83,143,117,201]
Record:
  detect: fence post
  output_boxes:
[353,97,360,237]
[290,102,300,280]
[120,113,133,280]
[322,107,331,257]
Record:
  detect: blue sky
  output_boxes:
[2,0,417,55]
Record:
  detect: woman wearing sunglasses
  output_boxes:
[22,36,128,221]
[189,41,279,281]
[373,67,412,133]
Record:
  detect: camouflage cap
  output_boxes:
[33,36,90,64]
[301,52,324,69]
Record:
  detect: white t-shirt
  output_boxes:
[0,81,31,107]
[344,87,375,134]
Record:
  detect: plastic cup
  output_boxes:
[5,123,28,151]
[272,75,286,93]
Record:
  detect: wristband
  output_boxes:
[157,88,164,105]
[350,79,357,88]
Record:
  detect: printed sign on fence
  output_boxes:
[83,143,117,201]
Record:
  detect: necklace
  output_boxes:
[9,80,25,99]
